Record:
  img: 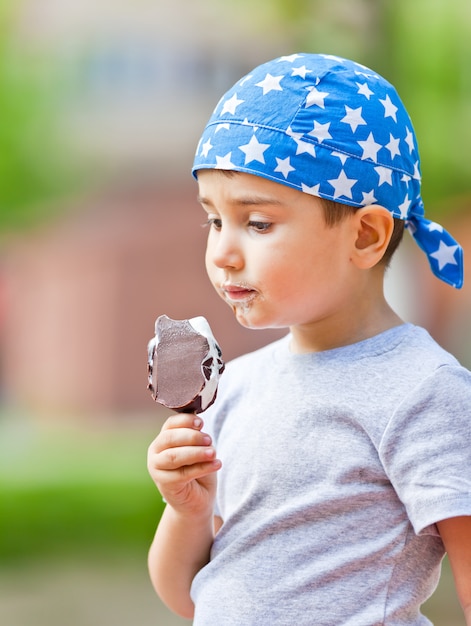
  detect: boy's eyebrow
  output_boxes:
[197,194,283,208]
[196,194,211,206]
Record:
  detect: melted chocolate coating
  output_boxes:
[147,315,224,413]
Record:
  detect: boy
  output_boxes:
[147,54,471,625]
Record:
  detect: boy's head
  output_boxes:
[193,53,463,288]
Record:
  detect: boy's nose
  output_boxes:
[210,231,244,270]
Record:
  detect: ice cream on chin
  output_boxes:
[147,315,225,413]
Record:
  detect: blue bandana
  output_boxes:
[192,53,463,288]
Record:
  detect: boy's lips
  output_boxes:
[221,282,257,303]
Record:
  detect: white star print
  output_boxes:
[341,106,367,133]
[428,222,444,233]
[430,241,459,270]
[301,183,321,196]
[274,157,295,178]
[294,139,316,157]
[305,85,329,108]
[215,152,235,169]
[239,74,253,86]
[380,94,398,122]
[287,128,316,157]
[328,170,357,199]
[356,82,374,99]
[361,190,377,205]
[238,135,270,164]
[200,139,213,157]
[357,132,381,161]
[278,54,303,63]
[255,73,284,95]
[221,93,244,116]
[375,166,393,186]
[385,133,401,159]
[308,121,332,143]
[413,162,421,181]
[332,151,348,165]
[398,194,411,218]
[292,65,311,79]
[405,128,415,153]
[215,123,230,132]
[355,70,380,80]
[322,54,344,62]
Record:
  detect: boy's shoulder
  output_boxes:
[223,324,465,381]
[345,324,464,386]
[388,323,461,368]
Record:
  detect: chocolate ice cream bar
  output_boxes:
[147,315,225,413]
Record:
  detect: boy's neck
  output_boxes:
[289,291,403,354]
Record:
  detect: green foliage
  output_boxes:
[234,0,386,65]
[0,482,164,566]
[0,421,164,567]
[264,0,313,22]
[0,3,77,231]
[383,0,471,215]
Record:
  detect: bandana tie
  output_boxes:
[193,53,463,288]
[407,213,463,288]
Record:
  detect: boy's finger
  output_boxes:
[160,413,204,432]
[152,427,212,455]
[151,444,217,472]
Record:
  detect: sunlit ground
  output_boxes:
[0,558,189,626]
[0,412,465,626]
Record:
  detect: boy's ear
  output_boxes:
[351,206,394,269]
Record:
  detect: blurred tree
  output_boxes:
[235,0,385,66]
[0,2,77,232]
[380,0,471,216]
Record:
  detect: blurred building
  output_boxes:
[17,0,288,175]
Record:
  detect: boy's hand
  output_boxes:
[147,414,221,516]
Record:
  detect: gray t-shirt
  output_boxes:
[190,324,471,625]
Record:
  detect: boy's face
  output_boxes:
[197,170,358,334]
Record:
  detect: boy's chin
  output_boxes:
[230,305,261,330]
[230,306,285,332]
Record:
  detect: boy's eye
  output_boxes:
[205,218,222,230]
[249,221,272,232]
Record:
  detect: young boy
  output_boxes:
[147,53,471,625]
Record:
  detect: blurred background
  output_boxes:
[1,0,470,624]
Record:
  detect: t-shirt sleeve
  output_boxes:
[379,364,471,536]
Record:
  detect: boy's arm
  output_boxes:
[148,506,216,619]
[437,516,471,625]
[147,413,222,619]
